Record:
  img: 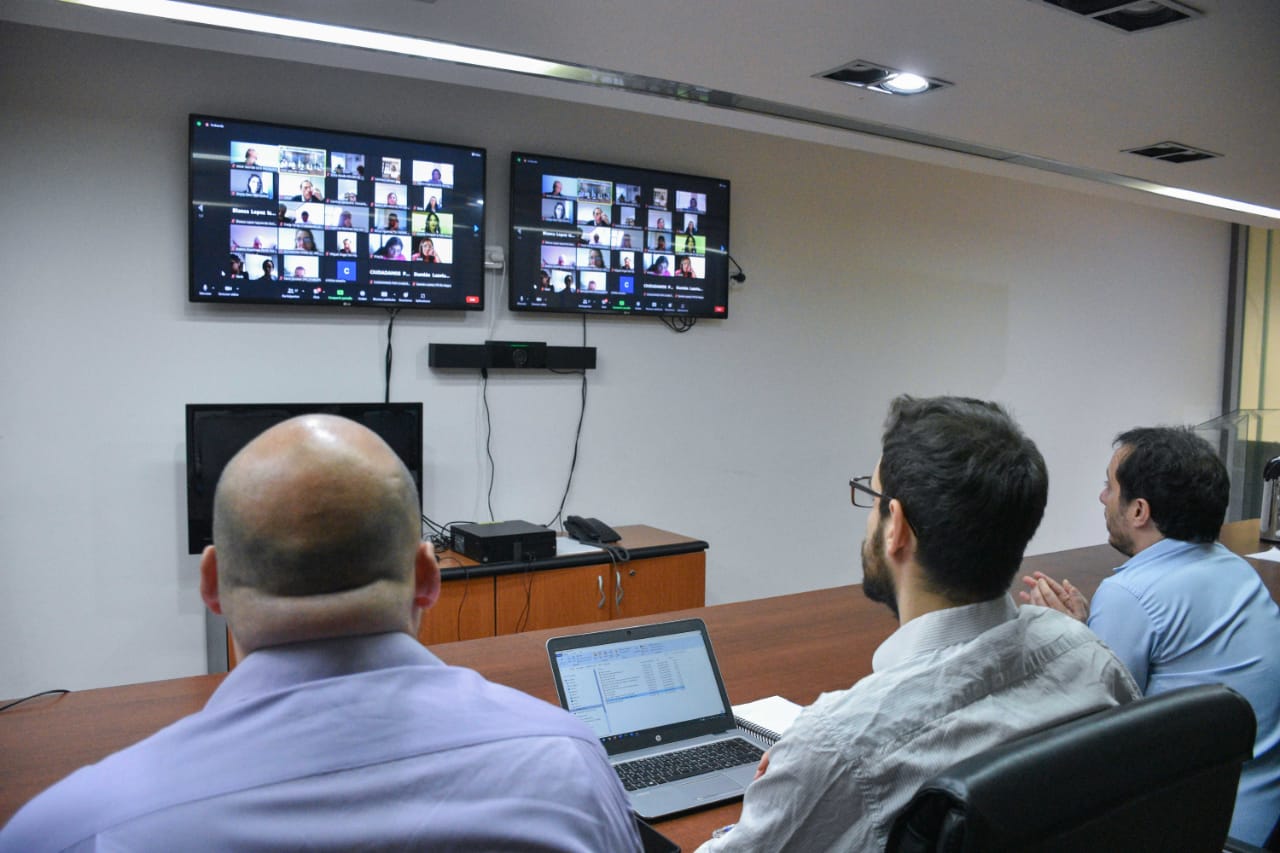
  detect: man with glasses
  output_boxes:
[697,395,1139,852]
[1021,426,1280,846]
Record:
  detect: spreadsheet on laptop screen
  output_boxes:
[552,630,725,737]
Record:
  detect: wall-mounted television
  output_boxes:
[185,402,424,554]
[508,152,730,318]
[189,115,486,310]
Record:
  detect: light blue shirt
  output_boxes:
[0,632,641,852]
[697,597,1140,852]
[1089,537,1280,845]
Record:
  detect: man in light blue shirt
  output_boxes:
[0,415,641,852]
[1024,426,1280,846]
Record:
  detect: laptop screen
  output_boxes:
[551,627,728,740]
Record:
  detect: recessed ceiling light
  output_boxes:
[882,73,930,94]
[818,60,948,95]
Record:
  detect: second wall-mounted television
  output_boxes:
[190,115,487,310]
[508,152,731,318]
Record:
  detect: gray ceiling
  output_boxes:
[6,0,1279,227]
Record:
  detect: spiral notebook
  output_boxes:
[732,695,803,744]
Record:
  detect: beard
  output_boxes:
[860,521,898,618]
[1105,506,1136,557]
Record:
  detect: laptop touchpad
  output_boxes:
[682,773,741,801]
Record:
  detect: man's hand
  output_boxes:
[753,750,770,781]
[1019,571,1089,622]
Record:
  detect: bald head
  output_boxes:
[202,415,435,653]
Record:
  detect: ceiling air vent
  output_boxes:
[1125,141,1220,164]
[1038,1,1202,33]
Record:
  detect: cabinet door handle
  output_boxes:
[615,569,624,608]
[597,574,606,609]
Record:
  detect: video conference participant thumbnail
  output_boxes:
[678,233,705,255]
[230,224,277,253]
[421,188,446,211]
[288,177,326,204]
[326,207,369,231]
[674,255,704,278]
[578,247,609,270]
[283,254,320,280]
[579,205,611,228]
[230,168,273,198]
[541,242,577,271]
[330,151,366,178]
[371,234,408,261]
[676,190,705,213]
[543,176,576,198]
[332,231,359,256]
[645,253,674,276]
[414,161,454,187]
[283,202,325,229]
[542,198,573,223]
[614,183,640,205]
[379,209,406,232]
[411,211,452,236]
[411,237,453,264]
[377,183,408,208]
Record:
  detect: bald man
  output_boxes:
[0,416,641,852]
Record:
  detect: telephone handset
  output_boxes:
[565,515,621,544]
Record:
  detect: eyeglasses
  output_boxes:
[849,476,883,509]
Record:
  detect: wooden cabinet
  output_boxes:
[417,573,496,645]
[613,551,706,618]
[493,550,706,633]
[495,563,610,634]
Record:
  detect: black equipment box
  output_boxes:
[451,520,557,563]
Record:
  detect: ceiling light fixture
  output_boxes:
[818,60,949,95]
[881,73,930,94]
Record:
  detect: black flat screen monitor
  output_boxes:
[509,152,730,317]
[185,402,424,554]
[190,115,486,310]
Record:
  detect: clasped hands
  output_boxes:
[1018,571,1090,622]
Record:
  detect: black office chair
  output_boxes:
[886,684,1257,853]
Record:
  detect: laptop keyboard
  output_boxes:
[614,738,764,791]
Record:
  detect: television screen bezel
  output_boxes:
[184,402,424,554]
[189,114,487,311]
[507,151,731,319]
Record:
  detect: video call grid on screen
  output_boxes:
[190,115,486,310]
[508,152,730,318]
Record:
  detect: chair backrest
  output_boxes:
[886,684,1256,853]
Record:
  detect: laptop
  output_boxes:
[546,618,770,820]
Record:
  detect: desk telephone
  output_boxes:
[565,515,621,544]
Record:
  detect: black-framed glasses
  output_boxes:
[850,476,883,509]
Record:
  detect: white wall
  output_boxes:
[0,22,1228,697]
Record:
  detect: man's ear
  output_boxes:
[199,545,222,615]
[413,540,442,612]
[1127,497,1153,529]
[884,498,916,562]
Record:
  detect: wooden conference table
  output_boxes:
[3,521,1278,849]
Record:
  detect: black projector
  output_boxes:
[451,520,556,563]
